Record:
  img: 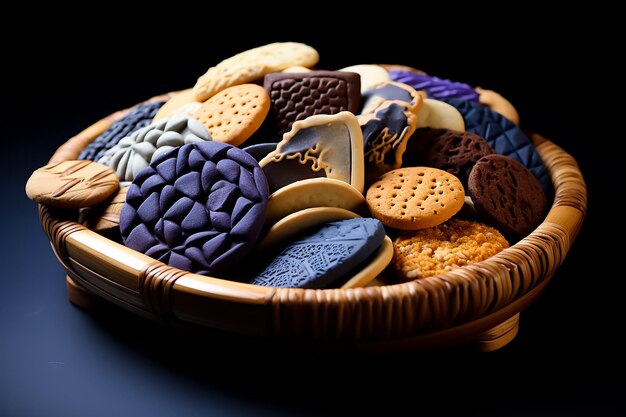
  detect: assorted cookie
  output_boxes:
[30,43,554,289]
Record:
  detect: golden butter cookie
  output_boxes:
[153,89,201,121]
[392,218,509,280]
[193,84,270,147]
[366,167,464,230]
[82,186,128,238]
[476,87,520,125]
[193,42,319,101]
[26,160,119,208]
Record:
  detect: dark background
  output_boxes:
[2,14,623,416]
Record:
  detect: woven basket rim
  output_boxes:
[38,92,588,343]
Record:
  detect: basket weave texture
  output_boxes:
[38,94,587,350]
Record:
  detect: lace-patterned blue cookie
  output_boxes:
[120,141,269,276]
[79,100,165,161]
[444,99,550,192]
[250,218,385,288]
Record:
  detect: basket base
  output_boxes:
[65,275,520,351]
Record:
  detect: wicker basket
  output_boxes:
[37,94,587,352]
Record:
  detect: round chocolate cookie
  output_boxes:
[444,98,550,192]
[468,154,547,237]
[79,100,165,161]
[420,129,493,187]
[120,141,269,276]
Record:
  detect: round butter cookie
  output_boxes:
[153,89,201,121]
[392,218,509,280]
[366,167,465,230]
[193,84,269,147]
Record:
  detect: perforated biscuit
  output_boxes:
[193,84,269,147]
[366,167,465,230]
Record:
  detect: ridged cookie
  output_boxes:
[366,167,465,230]
[193,42,319,101]
[193,84,269,147]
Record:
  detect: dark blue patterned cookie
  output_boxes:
[250,218,385,288]
[120,141,269,276]
[444,99,550,192]
[79,100,165,161]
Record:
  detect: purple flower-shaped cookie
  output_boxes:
[120,141,269,276]
[389,71,479,102]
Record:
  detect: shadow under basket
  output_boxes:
[39,94,587,352]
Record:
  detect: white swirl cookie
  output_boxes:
[98,116,211,185]
[193,42,319,101]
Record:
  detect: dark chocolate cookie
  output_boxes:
[120,141,269,276]
[263,70,361,137]
[79,100,165,161]
[468,154,547,237]
[410,129,493,187]
[444,99,550,192]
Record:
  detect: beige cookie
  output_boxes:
[379,64,426,75]
[264,178,366,228]
[340,64,390,93]
[82,186,128,236]
[256,207,360,253]
[153,89,201,121]
[415,99,465,131]
[476,87,520,125]
[341,236,393,289]
[193,84,269,147]
[193,42,319,101]
[366,167,464,230]
[26,160,119,208]
[282,66,312,73]
[392,218,509,280]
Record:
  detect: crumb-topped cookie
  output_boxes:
[392,218,509,280]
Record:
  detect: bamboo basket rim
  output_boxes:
[38,92,587,347]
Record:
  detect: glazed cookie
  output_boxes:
[415,99,465,131]
[193,42,319,101]
[389,71,480,102]
[120,141,269,275]
[250,218,386,289]
[153,89,201,121]
[263,71,361,137]
[192,84,270,147]
[98,116,211,185]
[404,129,493,187]
[78,100,165,161]
[259,112,365,193]
[366,167,465,230]
[264,177,366,227]
[392,218,509,280]
[445,98,550,191]
[340,64,391,93]
[468,154,547,237]
[26,160,119,208]
[360,81,422,116]
[476,87,520,125]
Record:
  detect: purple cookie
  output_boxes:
[120,141,269,276]
[389,71,479,102]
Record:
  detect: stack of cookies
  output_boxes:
[26,42,549,288]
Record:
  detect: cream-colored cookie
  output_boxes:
[193,42,319,101]
[153,89,201,121]
[264,177,366,227]
[193,84,270,147]
[256,207,360,253]
[26,160,119,208]
[415,98,465,131]
[341,236,393,288]
[366,167,465,230]
[476,87,520,125]
[340,64,390,93]
[281,66,312,73]
[392,218,509,280]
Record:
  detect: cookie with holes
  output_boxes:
[468,154,546,237]
[120,141,269,276]
[193,84,270,147]
[444,98,550,192]
[366,167,465,230]
[79,100,166,161]
[263,70,361,138]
